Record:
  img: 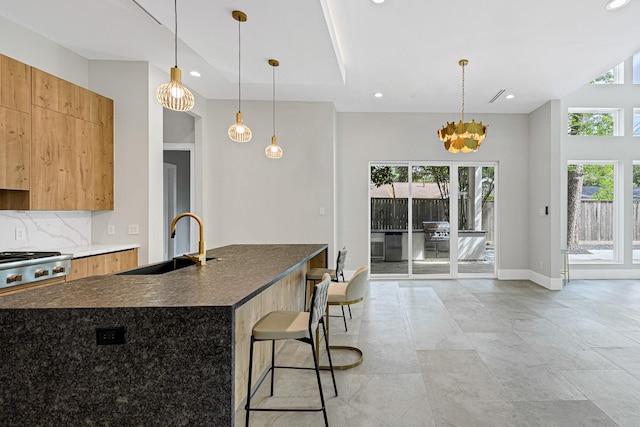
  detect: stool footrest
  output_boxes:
[320,345,363,370]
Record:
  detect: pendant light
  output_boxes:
[228,10,252,142]
[156,0,194,112]
[265,59,283,159]
[437,59,487,153]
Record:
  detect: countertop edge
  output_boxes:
[54,243,141,258]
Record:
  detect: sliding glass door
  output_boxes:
[370,162,496,278]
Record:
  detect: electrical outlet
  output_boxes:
[107,225,115,235]
[96,327,126,345]
[14,228,26,241]
[128,224,139,235]
[539,261,544,269]
[346,257,351,266]
[319,207,325,215]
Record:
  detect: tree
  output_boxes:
[370,166,399,198]
[568,112,614,136]
[567,164,584,250]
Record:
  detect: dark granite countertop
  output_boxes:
[0,244,326,310]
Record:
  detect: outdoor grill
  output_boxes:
[423,221,450,257]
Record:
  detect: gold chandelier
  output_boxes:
[228,10,252,142]
[265,59,283,159]
[438,59,487,153]
[156,0,194,112]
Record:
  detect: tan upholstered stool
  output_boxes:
[306,247,347,309]
[245,274,337,427]
[321,266,368,370]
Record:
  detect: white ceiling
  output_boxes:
[1,0,639,114]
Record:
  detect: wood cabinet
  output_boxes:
[0,56,113,211]
[0,55,31,209]
[66,248,138,282]
[0,106,30,190]
[0,54,31,114]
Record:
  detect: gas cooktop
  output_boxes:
[0,251,72,290]
[0,251,63,264]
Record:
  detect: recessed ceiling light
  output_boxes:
[372,0,385,4]
[505,94,515,99]
[605,0,629,10]
[374,92,383,98]
[189,71,201,77]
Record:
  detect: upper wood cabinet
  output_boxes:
[0,106,30,191]
[0,55,114,211]
[0,55,31,113]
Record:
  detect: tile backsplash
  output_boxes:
[0,211,91,251]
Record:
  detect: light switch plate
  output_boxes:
[128,224,139,235]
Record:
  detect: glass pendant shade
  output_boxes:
[157,67,194,112]
[265,136,283,159]
[228,112,252,142]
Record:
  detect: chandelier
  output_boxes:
[437,59,487,153]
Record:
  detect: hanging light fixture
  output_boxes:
[156,0,194,112]
[437,59,487,153]
[228,10,252,142]
[265,59,283,159]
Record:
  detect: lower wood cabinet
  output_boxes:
[66,248,138,282]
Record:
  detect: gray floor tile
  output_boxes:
[238,278,640,426]
[513,400,617,427]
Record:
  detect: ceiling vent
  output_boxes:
[488,89,506,104]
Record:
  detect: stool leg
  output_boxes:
[321,318,338,396]
[348,305,352,319]
[310,333,329,427]
[245,336,255,427]
[341,306,348,331]
[270,340,276,396]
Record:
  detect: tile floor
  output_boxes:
[236,278,640,426]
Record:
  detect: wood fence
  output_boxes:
[371,198,495,243]
[371,198,640,245]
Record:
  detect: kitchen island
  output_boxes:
[0,244,327,426]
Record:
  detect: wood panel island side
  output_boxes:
[0,244,327,426]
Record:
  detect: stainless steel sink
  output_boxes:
[116,256,215,275]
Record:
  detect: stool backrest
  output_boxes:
[345,266,368,302]
[335,247,348,281]
[309,273,331,332]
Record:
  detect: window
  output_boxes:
[634,108,640,137]
[567,162,617,263]
[590,62,624,84]
[633,53,640,84]
[567,108,623,136]
[633,163,640,263]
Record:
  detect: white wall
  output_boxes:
[561,55,640,278]
[528,100,563,289]
[0,15,88,87]
[205,99,336,259]
[88,61,153,263]
[336,112,531,276]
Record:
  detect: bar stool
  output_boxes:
[245,274,337,427]
[328,266,368,332]
[306,247,347,310]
